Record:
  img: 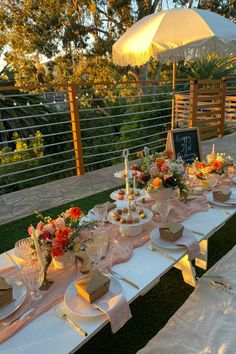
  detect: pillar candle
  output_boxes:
[133,176,136,191]
[125,177,129,196]
[123,149,129,175]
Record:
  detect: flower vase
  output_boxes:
[52,252,75,270]
[40,263,54,291]
[148,188,174,212]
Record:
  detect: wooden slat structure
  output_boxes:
[225,94,236,128]
[175,78,236,140]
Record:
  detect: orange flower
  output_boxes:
[195,161,203,169]
[55,226,72,242]
[212,160,223,170]
[155,157,165,168]
[69,207,82,218]
[152,177,162,189]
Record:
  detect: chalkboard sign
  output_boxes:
[166,128,201,163]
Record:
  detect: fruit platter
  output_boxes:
[107,205,153,236]
[110,188,145,202]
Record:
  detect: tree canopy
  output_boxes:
[0,0,235,85]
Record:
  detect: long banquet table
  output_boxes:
[1,189,236,354]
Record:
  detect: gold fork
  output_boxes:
[56,308,88,337]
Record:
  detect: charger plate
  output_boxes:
[206,190,236,207]
[0,280,27,320]
[150,228,188,250]
[64,275,122,318]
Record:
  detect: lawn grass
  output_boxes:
[0,188,236,354]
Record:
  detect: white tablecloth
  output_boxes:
[137,245,236,354]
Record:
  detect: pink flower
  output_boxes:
[160,162,169,173]
[28,226,33,236]
[36,221,43,231]
[54,217,65,230]
[150,164,158,177]
[44,223,55,235]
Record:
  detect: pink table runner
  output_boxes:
[0,195,209,343]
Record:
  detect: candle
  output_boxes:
[133,176,136,191]
[31,226,45,269]
[211,144,215,156]
[125,177,130,196]
[123,149,129,175]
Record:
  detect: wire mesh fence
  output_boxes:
[0,77,235,194]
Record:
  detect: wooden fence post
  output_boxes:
[189,79,198,128]
[219,77,227,137]
[68,83,85,175]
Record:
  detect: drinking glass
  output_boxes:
[206,174,219,189]
[155,200,172,223]
[15,237,35,263]
[86,236,108,269]
[94,204,108,226]
[21,262,44,301]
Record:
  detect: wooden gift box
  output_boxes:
[0,276,13,308]
[213,189,232,202]
[159,223,184,242]
[75,270,110,303]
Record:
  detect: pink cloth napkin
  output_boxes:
[94,290,132,333]
[174,231,200,261]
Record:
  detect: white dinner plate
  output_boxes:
[64,276,122,318]
[206,190,236,207]
[0,280,27,320]
[150,228,188,250]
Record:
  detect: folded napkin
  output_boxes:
[94,289,132,333]
[174,230,200,261]
[223,196,236,205]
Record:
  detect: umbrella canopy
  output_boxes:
[112,8,236,67]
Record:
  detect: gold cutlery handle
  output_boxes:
[122,277,140,289]
[65,315,88,337]
[149,245,176,261]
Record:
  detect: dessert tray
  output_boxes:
[64,275,122,318]
[110,188,145,202]
[114,170,140,179]
[107,206,153,237]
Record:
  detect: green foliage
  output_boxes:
[185,55,236,80]
[0,131,44,165]
[0,131,45,191]
[0,1,162,85]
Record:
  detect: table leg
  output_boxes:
[195,239,208,270]
[175,255,198,287]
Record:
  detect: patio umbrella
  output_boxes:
[112,7,236,127]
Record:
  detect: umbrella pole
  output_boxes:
[171,62,176,130]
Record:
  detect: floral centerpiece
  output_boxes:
[193,152,233,179]
[132,148,188,200]
[28,206,84,271]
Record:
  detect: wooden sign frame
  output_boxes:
[166,127,202,163]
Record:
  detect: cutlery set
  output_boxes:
[109,270,140,289]
[56,308,88,337]
[148,243,177,261]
